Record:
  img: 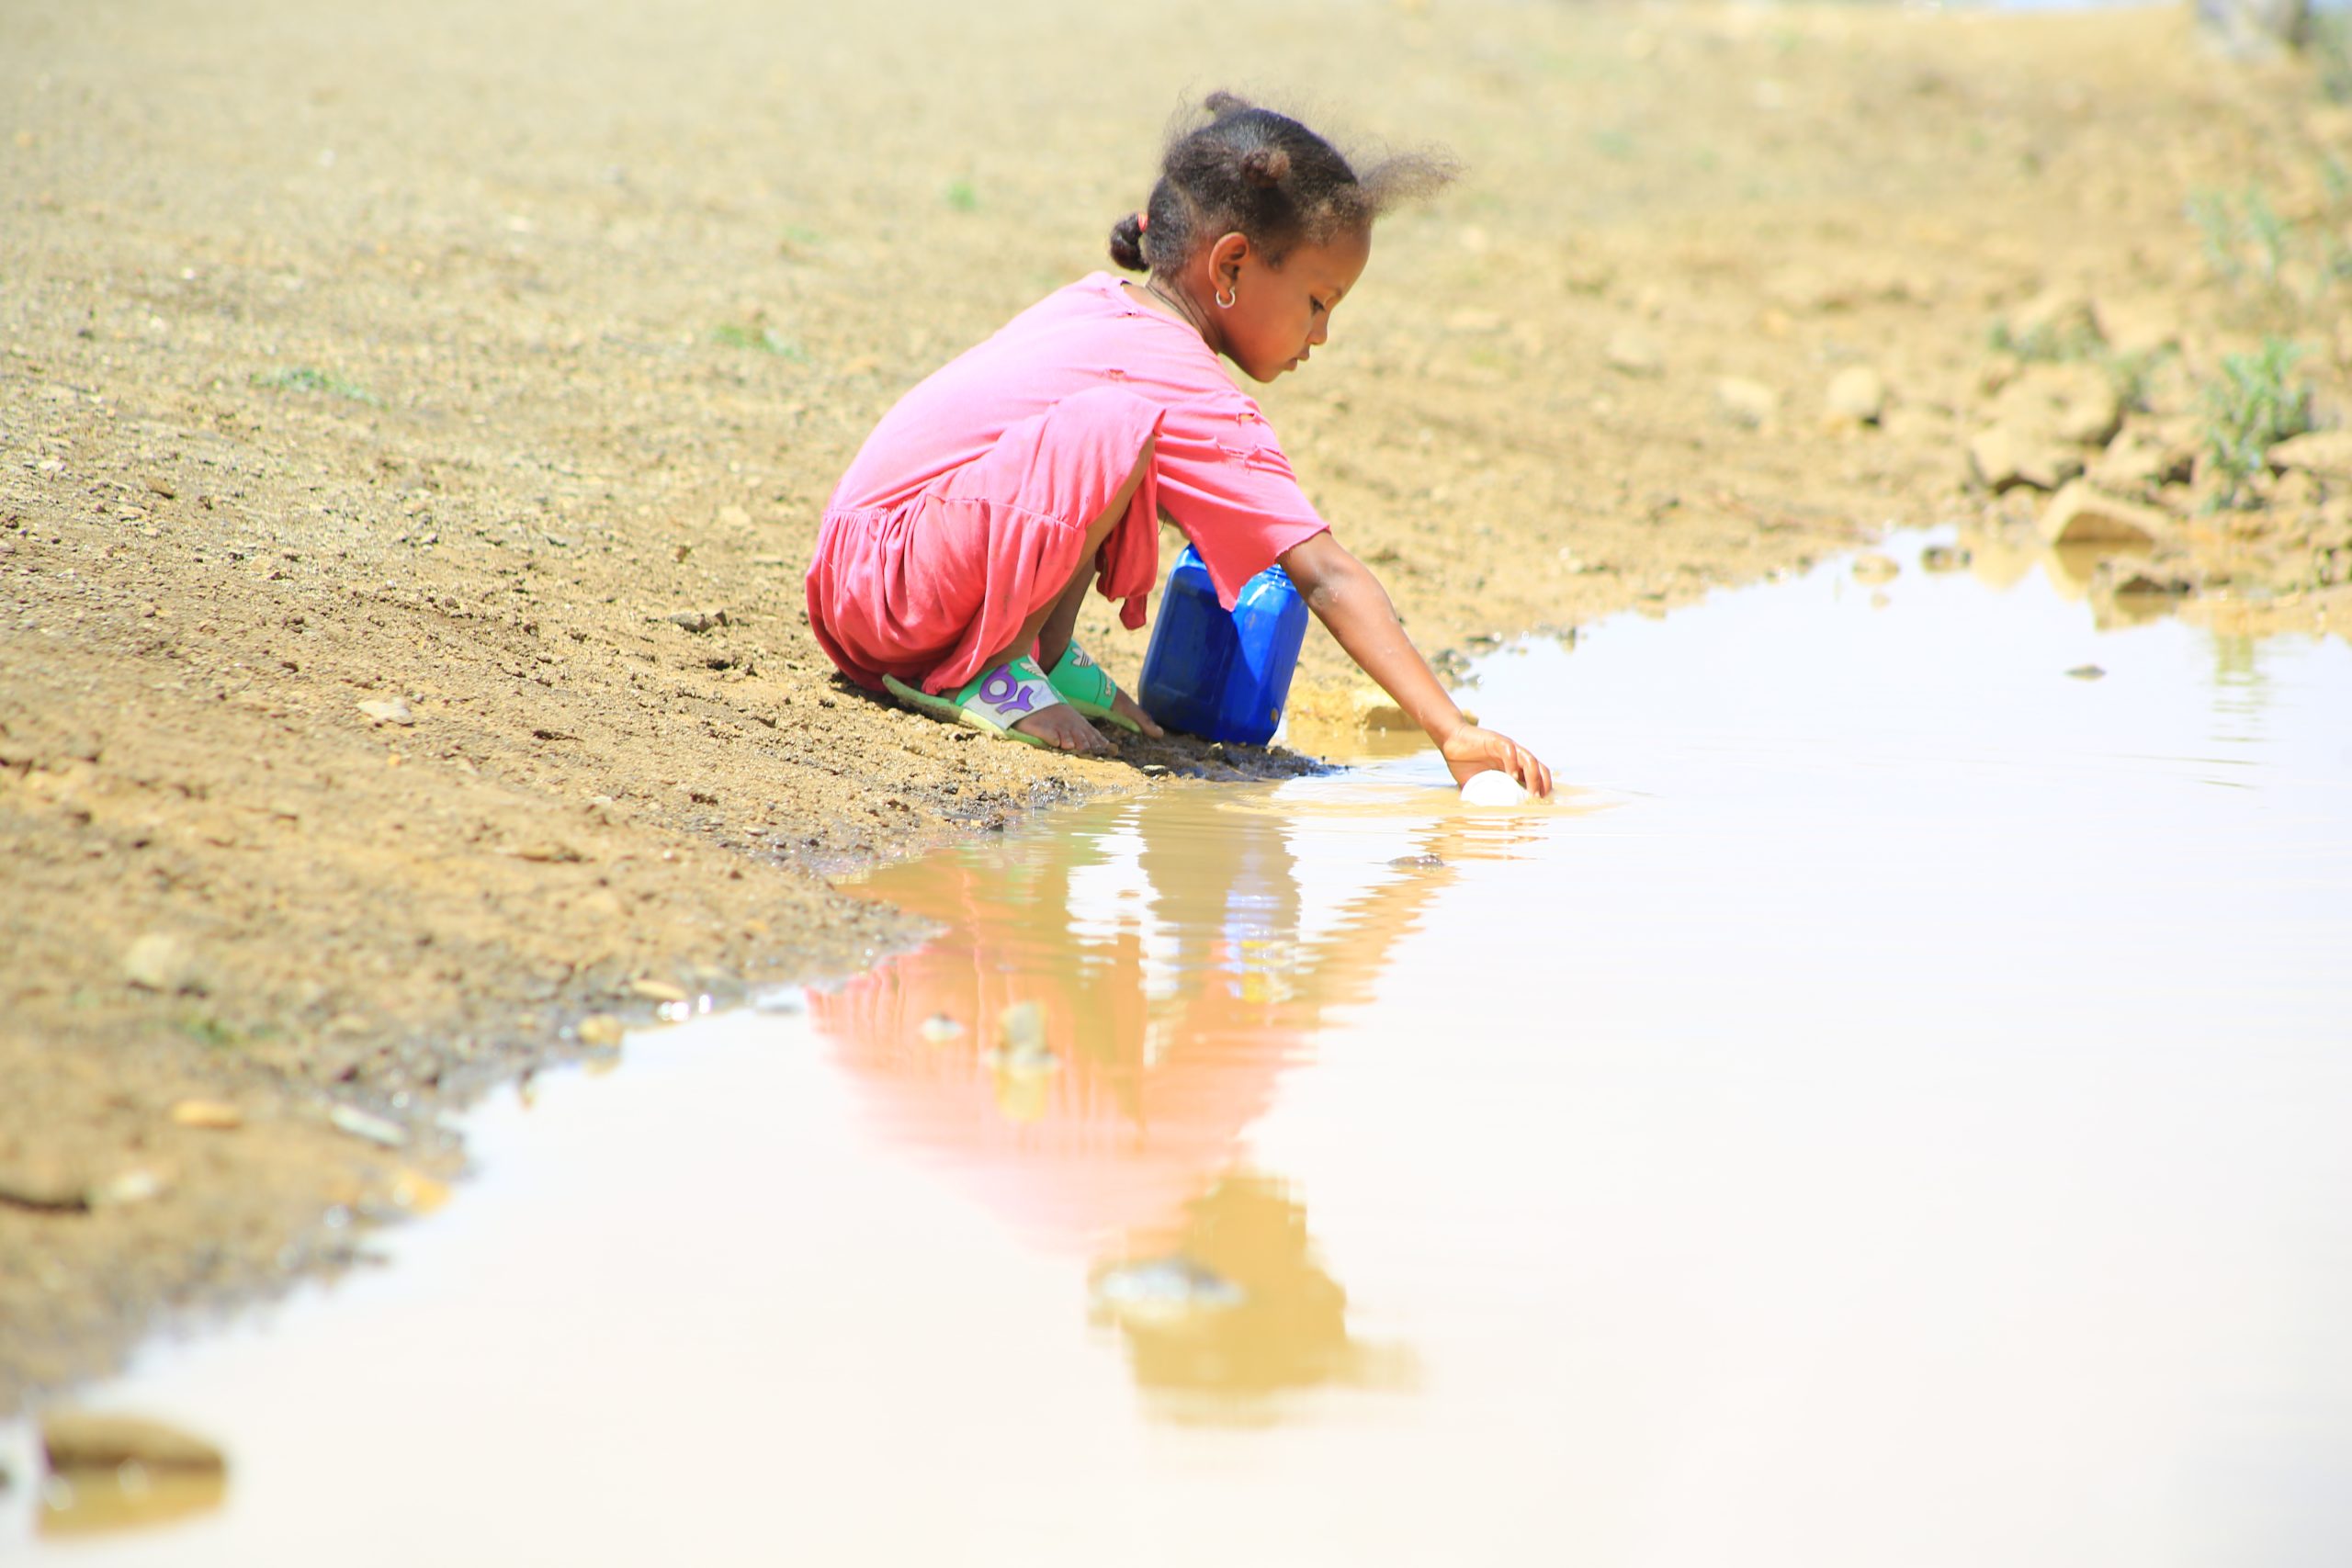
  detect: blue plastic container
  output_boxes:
[1136,544,1311,746]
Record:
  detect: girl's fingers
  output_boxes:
[1502,738,1553,798]
[1510,743,1544,797]
[1443,727,1554,797]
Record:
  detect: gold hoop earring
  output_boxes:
[1215,286,1237,310]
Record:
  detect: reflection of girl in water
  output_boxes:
[1090,1172,1418,1423]
[805,793,1468,1409]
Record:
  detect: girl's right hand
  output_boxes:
[1441,725,1554,799]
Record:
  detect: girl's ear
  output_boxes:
[1207,231,1252,295]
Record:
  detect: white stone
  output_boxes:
[1459,770,1530,807]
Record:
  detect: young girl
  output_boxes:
[805,94,1554,799]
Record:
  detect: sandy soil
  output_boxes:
[3,0,2346,1409]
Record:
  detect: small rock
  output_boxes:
[2267,431,2352,481]
[2098,561,2194,598]
[2039,481,2172,547]
[1713,377,1779,429]
[327,1104,408,1148]
[1968,427,2026,490]
[85,1168,165,1209]
[1851,553,1900,584]
[917,1013,967,1045]
[168,1100,243,1131]
[1089,1256,1245,1328]
[122,933,199,994]
[1920,545,1971,572]
[576,1013,626,1047]
[1459,771,1529,807]
[2065,664,2106,681]
[1604,326,1665,376]
[356,697,415,726]
[40,1412,223,1474]
[628,978,689,1004]
[1826,367,1886,424]
[499,840,583,864]
[2002,287,2102,351]
[1968,425,2083,493]
[1994,362,2122,448]
[2091,427,2196,492]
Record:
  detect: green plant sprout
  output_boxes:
[2199,337,2314,511]
[710,324,805,358]
[251,367,379,405]
[2188,189,2243,281]
[2239,186,2289,283]
[2314,12,2352,105]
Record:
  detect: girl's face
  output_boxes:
[1210,226,1373,384]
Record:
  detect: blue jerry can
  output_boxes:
[1136,544,1311,747]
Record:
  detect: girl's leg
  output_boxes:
[990,435,1155,753]
[1032,562,1094,679]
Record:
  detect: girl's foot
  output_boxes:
[882,659,1113,755]
[1044,643,1165,739]
[1013,701,1113,754]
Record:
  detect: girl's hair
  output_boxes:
[1108,93,1455,275]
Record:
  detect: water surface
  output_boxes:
[8,534,2351,1566]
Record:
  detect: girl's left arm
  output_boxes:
[1278,531,1555,797]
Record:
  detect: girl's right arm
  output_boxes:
[1278,532,1555,798]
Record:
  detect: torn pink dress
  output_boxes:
[806,273,1331,694]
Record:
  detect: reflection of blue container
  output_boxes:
[1136,544,1310,746]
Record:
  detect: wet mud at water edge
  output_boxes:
[6,534,2349,1566]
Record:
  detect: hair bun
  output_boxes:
[1107,210,1148,271]
[1238,146,1291,188]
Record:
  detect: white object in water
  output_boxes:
[1459,770,1530,807]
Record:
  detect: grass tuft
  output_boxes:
[2199,337,2315,511]
[710,323,805,358]
[251,367,379,405]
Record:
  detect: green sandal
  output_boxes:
[883,656,1068,748]
[1044,642,1141,734]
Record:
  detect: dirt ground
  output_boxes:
[3,0,2346,1411]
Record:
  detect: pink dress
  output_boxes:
[806,273,1331,694]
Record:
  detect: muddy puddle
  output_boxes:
[7,531,2350,1566]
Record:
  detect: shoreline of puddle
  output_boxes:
[8,526,2351,1566]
